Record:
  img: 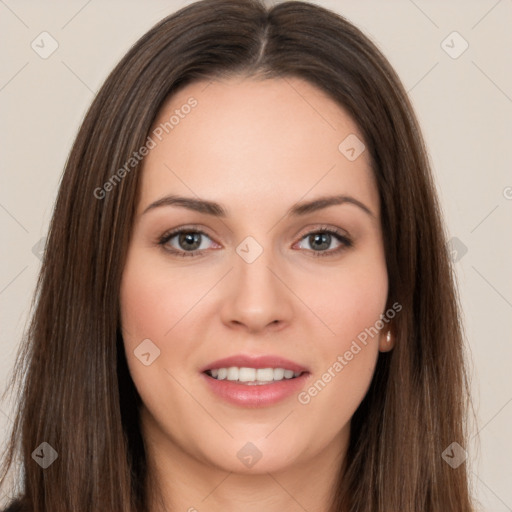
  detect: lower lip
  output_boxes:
[201,372,309,408]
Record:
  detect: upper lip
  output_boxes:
[200,354,309,374]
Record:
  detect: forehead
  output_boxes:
[138,76,378,218]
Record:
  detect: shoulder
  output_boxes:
[2,499,29,512]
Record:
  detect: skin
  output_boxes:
[119,75,395,512]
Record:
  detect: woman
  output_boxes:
[1,0,474,510]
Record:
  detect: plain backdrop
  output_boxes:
[1,0,511,510]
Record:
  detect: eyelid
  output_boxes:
[292,224,352,257]
[158,224,211,241]
[157,224,218,257]
[294,223,350,240]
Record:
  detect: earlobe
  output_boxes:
[379,328,395,352]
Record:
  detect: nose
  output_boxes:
[219,245,294,334]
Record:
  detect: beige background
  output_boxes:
[1,0,511,509]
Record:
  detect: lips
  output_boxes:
[200,354,310,408]
[200,354,308,374]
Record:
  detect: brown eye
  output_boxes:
[176,232,202,251]
[307,232,332,251]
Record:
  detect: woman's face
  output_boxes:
[120,76,392,475]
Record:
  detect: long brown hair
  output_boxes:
[1,0,474,510]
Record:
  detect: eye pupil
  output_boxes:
[179,232,201,250]
[310,233,330,251]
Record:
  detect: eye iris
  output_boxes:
[179,232,201,251]
[310,233,330,251]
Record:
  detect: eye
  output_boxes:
[157,225,352,258]
[295,226,352,257]
[158,227,218,257]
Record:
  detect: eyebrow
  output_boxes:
[141,194,374,218]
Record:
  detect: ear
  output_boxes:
[378,324,395,352]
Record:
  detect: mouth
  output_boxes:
[200,355,310,407]
[204,367,304,385]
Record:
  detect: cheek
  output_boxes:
[118,253,201,430]
[293,253,387,427]
[118,252,199,390]
[119,250,201,345]
[119,275,167,344]
[303,252,388,349]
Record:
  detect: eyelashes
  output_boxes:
[157,224,353,259]
[294,227,353,257]
[158,228,214,257]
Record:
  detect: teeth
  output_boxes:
[273,368,285,380]
[207,366,302,383]
[239,367,255,382]
[256,368,274,381]
[226,367,238,380]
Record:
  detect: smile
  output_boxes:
[200,354,310,407]
[205,367,303,385]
